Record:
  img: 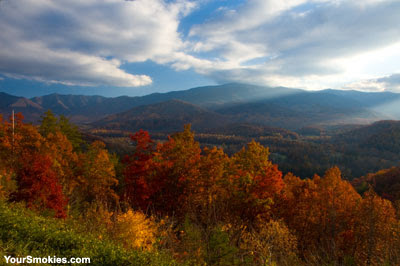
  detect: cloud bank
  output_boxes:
[185,0,400,90]
[343,73,400,92]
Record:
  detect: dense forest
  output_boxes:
[90,120,400,181]
[1,111,400,265]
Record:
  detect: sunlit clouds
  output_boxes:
[0,0,399,92]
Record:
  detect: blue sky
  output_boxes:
[0,0,400,97]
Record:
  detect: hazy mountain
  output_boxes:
[30,94,140,122]
[0,92,21,107]
[23,84,294,122]
[93,89,384,131]
[94,99,230,132]
[0,92,43,121]
[1,83,399,129]
[136,83,301,108]
[31,94,106,114]
[216,91,382,129]
[321,89,400,107]
[321,89,400,119]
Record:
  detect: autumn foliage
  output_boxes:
[1,112,400,265]
[12,153,67,218]
[122,125,400,265]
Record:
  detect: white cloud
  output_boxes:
[342,80,387,92]
[182,0,400,90]
[342,73,400,92]
[0,39,152,87]
[0,0,399,91]
[190,0,310,38]
[0,0,196,87]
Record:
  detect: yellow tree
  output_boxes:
[280,168,361,262]
[185,146,230,227]
[75,141,118,209]
[227,141,284,232]
[183,147,233,263]
[354,190,399,265]
[112,209,158,251]
[314,167,361,259]
[40,131,79,198]
[241,219,298,265]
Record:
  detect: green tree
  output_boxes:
[39,110,83,151]
[39,110,58,137]
[58,115,83,151]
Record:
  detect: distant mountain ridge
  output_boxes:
[1,83,400,130]
[216,91,382,129]
[94,99,230,132]
[1,84,301,122]
[0,92,44,121]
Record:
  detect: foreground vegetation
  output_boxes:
[0,201,175,265]
[1,111,400,265]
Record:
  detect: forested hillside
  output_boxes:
[90,120,400,180]
[94,100,230,132]
[1,111,400,265]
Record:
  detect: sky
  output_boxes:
[0,0,400,97]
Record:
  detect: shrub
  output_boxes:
[0,201,177,265]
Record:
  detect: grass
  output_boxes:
[0,201,177,265]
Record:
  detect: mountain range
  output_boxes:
[1,83,400,131]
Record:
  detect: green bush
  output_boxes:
[0,201,177,265]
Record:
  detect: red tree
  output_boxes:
[13,153,67,218]
[123,130,156,210]
[123,126,201,217]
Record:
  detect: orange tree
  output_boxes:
[279,168,363,262]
